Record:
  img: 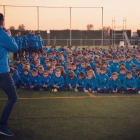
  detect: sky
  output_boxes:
[0,0,140,33]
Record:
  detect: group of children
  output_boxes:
[9,45,140,94]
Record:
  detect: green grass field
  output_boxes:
[0,89,140,140]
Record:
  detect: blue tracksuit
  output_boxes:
[14,62,22,71]
[37,36,44,49]
[0,28,18,74]
[22,37,29,48]
[76,77,86,88]
[52,76,64,88]
[26,34,32,46]
[76,64,81,70]
[89,62,96,73]
[14,36,22,48]
[118,73,126,85]
[96,73,109,90]
[85,77,97,90]
[21,74,30,85]
[12,73,19,84]
[79,68,86,75]
[39,76,51,87]
[136,78,140,89]
[106,68,112,78]
[30,35,39,47]
[125,61,134,71]
[40,57,46,65]
[73,69,79,77]
[109,78,121,91]
[111,62,120,73]
[132,58,138,65]
[123,77,137,90]
[29,75,40,87]
[66,75,77,88]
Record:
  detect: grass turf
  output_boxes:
[0,89,140,140]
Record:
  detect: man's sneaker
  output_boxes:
[92,90,97,94]
[0,127,14,136]
[138,91,140,94]
[39,88,44,91]
[84,90,89,93]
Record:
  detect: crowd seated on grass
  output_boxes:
[7,30,140,94]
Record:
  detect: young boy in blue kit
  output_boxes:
[112,57,120,73]
[29,68,40,90]
[96,67,109,93]
[66,70,77,91]
[123,71,137,94]
[84,70,97,93]
[70,63,79,77]
[39,70,51,91]
[75,71,86,92]
[21,69,30,89]
[51,69,65,92]
[125,55,134,71]
[110,72,121,93]
[10,68,20,88]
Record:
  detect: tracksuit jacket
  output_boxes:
[39,76,51,87]
[84,77,97,90]
[65,75,77,88]
[109,78,121,91]
[29,75,40,87]
[51,76,65,88]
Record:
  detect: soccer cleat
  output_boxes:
[84,90,89,93]
[0,127,14,136]
[54,89,57,92]
[75,89,78,92]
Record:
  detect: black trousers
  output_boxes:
[21,48,28,56]
[0,73,18,126]
[30,47,38,53]
[124,89,137,94]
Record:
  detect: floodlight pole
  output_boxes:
[70,7,72,46]
[37,6,39,31]
[102,7,104,46]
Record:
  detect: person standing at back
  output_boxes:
[0,13,18,136]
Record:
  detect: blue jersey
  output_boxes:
[111,62,120,73]
[39,76,51,87]
[66,75,77,88]
[30,35,39,47]
[136,78,140,88]
[123,77,137,90]
[118,73,126,85]
[125,61,134,71]
[85,77,97,90]
[29,75,40,87]
[22,37,29,48]
[37,36,44,49]
[96,73,109,90]
[76,77,86,88]
[109,78,121,90]
[51,76,64,88]
[14,36,22,48]
[21,74,30,85]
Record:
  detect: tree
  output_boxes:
[87,24,94,30]
[9,26,15,30]
[18,24,25,31]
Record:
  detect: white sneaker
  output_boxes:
[84,90,89,93]
[92,90,97,94]
[138,91,140,94]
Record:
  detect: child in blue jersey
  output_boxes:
[38,65,44,77]
[79,61,86,74]
[75,59,81,70]
[10,68,20,88]
[107,55,113,66]
[70,63,79,77]
[84,70,97,93]
[102,61,112,78]
[125,55,134,71]
[14,58,22,71]
[25,52,30,62]
[39,70,51,91]
[89,57,96,73]
[44,61,51,70]
[97,66,109,93]
[66,70,77,91]
[29,68,40,90]
[119,55,126,64]
[21,69,30,89]
[132,64,137,79]
[40,52,47,65]
[123,71,137,94]
[110,72,121,93]
[76,71,86,92]
[65,63,71,74]
[112,57,120,73]
[118,67,126,92]
[51,69,65,92]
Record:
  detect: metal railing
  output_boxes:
[43,39,140,46]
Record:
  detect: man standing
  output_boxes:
[0,13,18,136]
[37,32,44,53]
